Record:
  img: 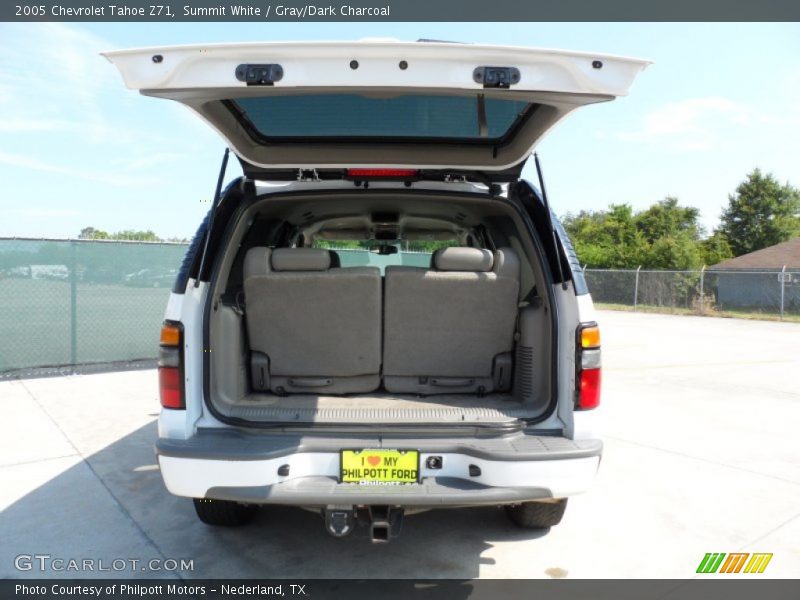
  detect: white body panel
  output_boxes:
[576,292,598,324]
[160,281,220,439]
[159,454,600,501]
[103,40,649,96]
[103,40,649,171]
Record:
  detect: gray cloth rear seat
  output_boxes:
[383,247,520,394]
[243,247,381,394]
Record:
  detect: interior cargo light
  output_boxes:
[158,321,185,410]
[346,169,419,179]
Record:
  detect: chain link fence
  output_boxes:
[0,238,188,375]
[0,240,439,375]
[4,238,797,375]
[585,267,800,320]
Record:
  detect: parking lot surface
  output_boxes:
[2,311,799,579]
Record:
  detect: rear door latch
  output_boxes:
[473,66,521,88]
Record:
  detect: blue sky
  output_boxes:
[1,22,798,239]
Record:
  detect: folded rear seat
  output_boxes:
[243,247,382,394]
[382,247,520,395]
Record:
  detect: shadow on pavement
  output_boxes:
[2,420,550,579]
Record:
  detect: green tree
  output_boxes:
[719,169,800,256]
[565,204,649,268]
[78,228,161,242]
[643,232,703,270]
[633,197,707,269]
[699,231,733,266]
[564,197,728,270]
[110,229,160,242]
[563,204,666,268]
[634,196,703,244]
[78,226,109,240]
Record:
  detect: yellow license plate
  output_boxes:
[340,449,419,485]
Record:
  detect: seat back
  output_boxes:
[243,247,381,394]
[383,247,520,394]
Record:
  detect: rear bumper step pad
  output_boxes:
[156,430,602,505]
[156,429,601,462]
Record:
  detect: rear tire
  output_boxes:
[193,498,258,526]
[505,499,567,529]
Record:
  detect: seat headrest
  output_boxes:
[432,247,494,272]
[271,248,332,271]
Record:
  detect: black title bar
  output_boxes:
[4,0,800,22]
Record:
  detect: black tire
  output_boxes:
[505,499,567,529]
[193,498,258,527]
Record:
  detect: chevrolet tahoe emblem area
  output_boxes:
[105,39,648,541]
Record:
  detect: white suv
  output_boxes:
[105,40,647,540]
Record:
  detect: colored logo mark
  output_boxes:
[696,553,773,574]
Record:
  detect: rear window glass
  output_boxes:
[312,240,459,275]
[231,94,532,141]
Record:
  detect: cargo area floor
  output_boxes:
[222,393,541,423]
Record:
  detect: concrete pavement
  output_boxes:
[1,311,799,578]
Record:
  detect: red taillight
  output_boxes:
[346,168,419,179]
[159,321,184,409]
[576,322,601,410]
[578,368,601,410]
[159,366,184,409]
